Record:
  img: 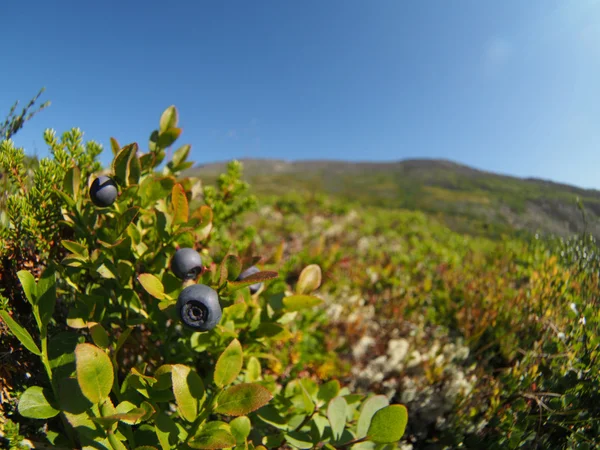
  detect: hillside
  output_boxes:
[185,158,600,240]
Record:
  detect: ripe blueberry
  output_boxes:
[237,266,263,294]
[89,175,118,207]
[177,284,222,331]
[171,248,203,280]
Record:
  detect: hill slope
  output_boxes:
[185,158,600,240]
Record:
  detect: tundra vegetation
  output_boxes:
[0,96,598,450]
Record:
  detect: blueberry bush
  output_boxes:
[0,106,409,449]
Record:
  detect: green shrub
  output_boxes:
[0,106,408,449]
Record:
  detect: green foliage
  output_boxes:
[0,106,408,449]
[0,87,50,141]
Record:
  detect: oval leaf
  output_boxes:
[188,423,236,450]
[317,380,340,404]
[17,270,36,305]
[61,240,88,258]
[171,364,205,422]
[171,183,189,226]
[89,322,110,349]
[18,386,59,419]
[229,416,251,443]
[159,106,178,134]
[137,274,165,300]
[327,396,347,441]
[367,404,408,444]
[227,271,278,291]
[75,343,114,404]
[214,383,273,416]
[171,144,191,167]
[0,311,41,355]
[296,264,322,295]
[214,339,243,388]
[158,127,182,148]
[282,295,322,312]
[357,395,389,438]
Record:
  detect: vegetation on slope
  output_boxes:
[186,159,600,241]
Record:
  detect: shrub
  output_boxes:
[0,106,408,449]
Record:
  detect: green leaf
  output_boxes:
[37,266,56,328]
[227,271,279,291]
[255,323,292,341]
[157,127,182,148]
[155,411,179,449]
[317,380,340,405]
[296,264,322,295]
[327,396,347,441]
[214,339,243,388]
[141,176,176,205]
[284,431,313,449]
[171,183,189,226]
[18,386,59,419]
[171,144,191,167]
[89,322,110,349]
[108,430,128,450]
[223,255,242,282]
[110,137,121,156]
[366,405,408,444]
[245,356,261,382]
[0,311,41,355]
[63,166,81,199]
[75,343,114,404]
[171,364,205,422]
[117,207,140,238]
[17,270,36,305]
[357,395,389,438]
[282,295,322,312]
[62,240,88,258]
[93,407,146,428]
[128,150,142,185]
[159,106,178,133]
[256,406,287,430]
[137,274,165,300]
[229,416,251,443]
[112,143,137,186]
[214,383,273,416]
[188,422,236,449]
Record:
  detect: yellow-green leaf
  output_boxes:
[188,422,236,449]
[282,295,322,312]
[171,364,205,422]
[0,311,41,355]
[159,106,179,134]
[367,404,408,443]
[17,270,36,305]
[137,273,165,300]
[214,383,273,416]
[296,264,322,295]
[214,339,243,388]
[357,395,389,438]
[18,386,59,419]
[75,343,114,404]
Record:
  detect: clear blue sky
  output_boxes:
[2,1,600,189]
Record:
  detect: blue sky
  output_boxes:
[2,0,600,189]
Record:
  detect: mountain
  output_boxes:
[185,158,600,240]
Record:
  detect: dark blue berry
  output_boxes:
[171,248,203,280]
[177,284,222,331]
[237,266,263,294]
[89,176,118,207]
